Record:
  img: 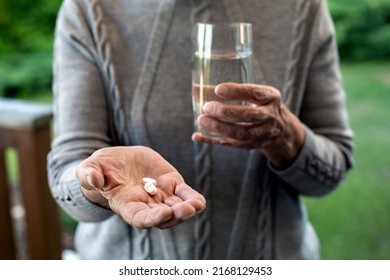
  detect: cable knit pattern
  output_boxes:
[193,143,213,259]
[252,0,311,259]
[90,0,130,146]
[89,0,151,260]
[190,0,214,260]
[131,0,177,259]
[255,170,272,259]
[220,0,272,260]
[89,0,164,260]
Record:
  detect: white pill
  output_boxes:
[142,177,157,185]
[143,181,158,195]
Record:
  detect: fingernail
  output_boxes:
[198,115,211,128]
[203,102,214,113]
[215,84,228,96]
[87,175,94,188]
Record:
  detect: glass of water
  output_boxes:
[192,22,253,137]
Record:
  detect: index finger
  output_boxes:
[215,83,282,105]
[76,159,105,190]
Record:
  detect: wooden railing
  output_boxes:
[0,98,62,259]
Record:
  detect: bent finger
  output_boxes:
[76,162,105,190]
[216,83,281,105]
[203,101,273,123]
[174,183,206,208]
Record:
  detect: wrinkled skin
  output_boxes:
[192,82,305,169]
[76,146,206,229]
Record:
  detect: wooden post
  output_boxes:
[0,147,17,259]
[0,98,62,260]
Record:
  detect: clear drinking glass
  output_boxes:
[192,22,253,137]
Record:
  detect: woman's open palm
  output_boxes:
[76,146,206,229]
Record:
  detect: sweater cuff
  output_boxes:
[267,127,340,196]
[52,161,114,222]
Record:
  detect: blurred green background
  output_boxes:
[1,0,389,259]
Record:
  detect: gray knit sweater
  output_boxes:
[48,0,354,260]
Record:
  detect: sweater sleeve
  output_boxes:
[269,0,354,197]
[47,0,114,221]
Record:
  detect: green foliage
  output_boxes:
[0,0,389,98]
[0,0,62,98]
[0,0,62,53]
[328,0,390,61]
[0,52,53,98]
[305,62,390,259]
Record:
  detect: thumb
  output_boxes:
[76,161,105,191]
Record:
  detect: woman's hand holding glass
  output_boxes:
[192,82,306,169]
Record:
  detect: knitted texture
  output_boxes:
[255,170,272,259]
[190,0,214,260]
[90,0,130,146]
[221,0,272,260]
[130,0,176,147]
[90,0,152,259]
[89,0,178,260]
[193,143,213,259]
[282,0,311,113]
